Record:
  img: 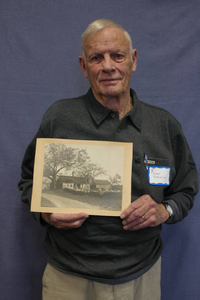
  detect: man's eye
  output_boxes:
[112,54,125,62]
[91,55,102,62]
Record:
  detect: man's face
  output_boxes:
[79,27,137,103]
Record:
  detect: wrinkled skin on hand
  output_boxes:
[41,212,89,230]
[120,194,169,231]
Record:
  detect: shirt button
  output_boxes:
[117,128,121,133]
[111,113,115,118]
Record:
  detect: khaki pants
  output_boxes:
[42,258,161,300]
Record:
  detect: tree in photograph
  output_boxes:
[109,174,122,190]
[77,162,107,184]
[43,143,90,189]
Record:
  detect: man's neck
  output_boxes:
[93,91,133,120]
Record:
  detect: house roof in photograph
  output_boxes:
[93,179,110,185]
[57,175,110,185]
[57,175,86,184]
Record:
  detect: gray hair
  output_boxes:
[81,19,133,58]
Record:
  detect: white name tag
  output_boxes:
[148,166,170,186]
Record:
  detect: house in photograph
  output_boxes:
[56,175,111,193]
[90,179,111,192]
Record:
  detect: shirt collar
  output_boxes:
[85,88,142,130]
[85,88,111,125]
[128,89,142,131]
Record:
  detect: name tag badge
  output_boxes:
[148,166,170,186]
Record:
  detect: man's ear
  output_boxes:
[131,49,137,73]
[79,56,88,78]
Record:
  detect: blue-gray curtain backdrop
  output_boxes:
[1,1,199,299]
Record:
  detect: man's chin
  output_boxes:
[99,87,122,98]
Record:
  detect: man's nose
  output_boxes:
[102,55,115,72]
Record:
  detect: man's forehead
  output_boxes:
[84,27,130,54]
[86,47,127,58]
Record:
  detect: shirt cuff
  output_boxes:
[33,212,48,226]
[163,199,180,224]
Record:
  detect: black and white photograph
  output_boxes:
[31,138,133,216]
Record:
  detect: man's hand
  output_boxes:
[41,212,89,230]
[120,195,169,231]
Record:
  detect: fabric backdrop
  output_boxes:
[1,1,199,299]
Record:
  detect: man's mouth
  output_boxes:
[100,78,121,83]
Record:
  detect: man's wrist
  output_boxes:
[163,203,174,219]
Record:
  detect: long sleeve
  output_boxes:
[163,127,198,223]
[18,126,47,223]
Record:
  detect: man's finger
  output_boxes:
[51,213,89,223]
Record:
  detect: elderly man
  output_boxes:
[19,19,198,300]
